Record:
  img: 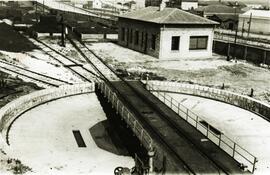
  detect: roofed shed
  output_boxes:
[118,6,218,59]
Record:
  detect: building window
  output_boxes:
[171,36,180,51]
[189,36,208,50]
[151,34,156,50]
[141,32,144,47]
[121,27,125,41]
[129,29,133,43]
[135,31,139,45]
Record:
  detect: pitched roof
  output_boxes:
[119,6,218,25]
[196,4,243,14]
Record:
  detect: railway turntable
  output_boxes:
[99,80,251,175]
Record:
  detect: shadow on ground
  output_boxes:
[0,22,37,52]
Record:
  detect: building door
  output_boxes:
[144,33,148,53]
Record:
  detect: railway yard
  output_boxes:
[0,2,270,175]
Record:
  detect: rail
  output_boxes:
[97,82,153,152]
[0,83,95,145]
[145,81,258,173]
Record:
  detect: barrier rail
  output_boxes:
[0,83,95,144]
[97,82,153,152]
[145,81,258,173]
[146,81,270,122]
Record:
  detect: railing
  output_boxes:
[145,81,258,173]
[97,82,153,152]
[0,83,95,144]
[146,81,270,122]
[214,29,270,49]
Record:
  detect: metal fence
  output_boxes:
[146,81,270,122]
[0,83,95,143]
[98,82,154,152]
[145,81,258,173]
[214,30,270,49]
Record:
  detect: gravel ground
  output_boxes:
[87,42,270,103]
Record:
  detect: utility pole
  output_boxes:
[241,18,245,37]
[61,15,65,47]
[247,12,252,37]
[43,0,44,14]
[233,1,238,61]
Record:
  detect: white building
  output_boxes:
[238,9,270,35]
[181,0,198,10]
[118,6,217,59]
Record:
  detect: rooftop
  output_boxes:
[119,6,218,25]
[196,4,243,14]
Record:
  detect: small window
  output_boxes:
[171,36,180,51]
[151,34,156,50]
[189,36,208,50]
[121,27,125,41]
[135,31,139,45]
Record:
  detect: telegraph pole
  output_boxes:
[233,1,238,62]
[247,13,252,37]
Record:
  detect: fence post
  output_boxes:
[206,124,209,137]
[186,109,189,121]
[164,92,166,103]
[252,157,257,174]
[232,143,236,158]
[178,103,180,115]
[195,115,198,128]
[218,134,222,146]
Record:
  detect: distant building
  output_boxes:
[145,0,197,10]
[238,9,270,35]
[195,4,244,30]
[181,0,198,10]
[84,0,102,9]
[118,6,217,59]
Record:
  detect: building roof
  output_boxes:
[196,4,243,14]
[182,0,198,2]
[240,9,270,19]
[119,6,218,25]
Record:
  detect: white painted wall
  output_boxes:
[238,16,270,35]
[93,0,102,9]
[159,27,214,59]
[181,2,198,10]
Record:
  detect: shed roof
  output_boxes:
[119,6,218,25]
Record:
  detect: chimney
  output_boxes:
[159,0,166,11]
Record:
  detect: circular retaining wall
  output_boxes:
[146,80,270,121]
[0,83,95,146]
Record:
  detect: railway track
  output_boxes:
[0,60,71,87]
[66,36,236,174]
[28,38,101,83]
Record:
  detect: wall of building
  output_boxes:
[213,40,270,66]
[159,27,214,59]
[238,16,270,35]
[181,2,198,10]
[118,18,160,58]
